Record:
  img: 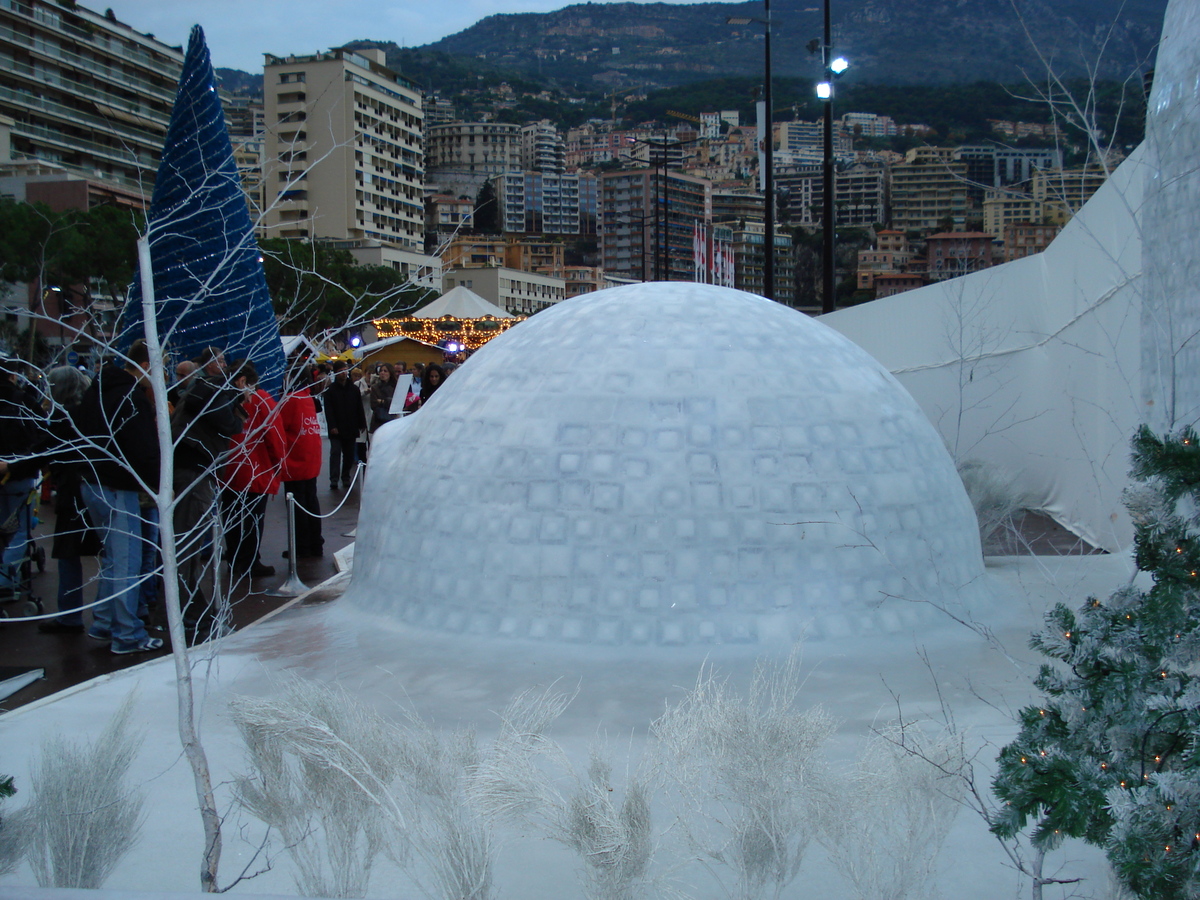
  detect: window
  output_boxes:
[279,72,306,84]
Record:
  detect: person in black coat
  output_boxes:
[74,340,164,654]
[323,360,366,491]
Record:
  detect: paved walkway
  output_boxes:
[0,480,361,713]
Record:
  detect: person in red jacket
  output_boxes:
[277,360,324,559]
[221,360,285,582]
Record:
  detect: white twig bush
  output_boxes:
[22,696,146,888]
[232,677,495,900]
[816,723,964,900]
[0,798,25,876]
[652,653,835,900]
[472,687,652,900]
[390,713,494,900]
[231,679,403,898]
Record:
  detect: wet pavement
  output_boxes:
[0,479,361,712]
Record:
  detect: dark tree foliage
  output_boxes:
[259,238,424,332]
[0,198,141,304]
[992,426,1200,899]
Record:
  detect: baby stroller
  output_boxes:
[0,475,45,619]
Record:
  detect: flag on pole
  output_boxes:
[123,26,284,397]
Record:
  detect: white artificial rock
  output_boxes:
[346,283,986,645]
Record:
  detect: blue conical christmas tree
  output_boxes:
[124,25,283,397]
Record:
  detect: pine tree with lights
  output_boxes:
[992,425,1200,898]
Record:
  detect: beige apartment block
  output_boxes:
[443,265,566,316]
[262,48,424,250]
[0,0,182,194]
[981,188,1045,238]
[1033,167,1108,224]
[889,146,969,233]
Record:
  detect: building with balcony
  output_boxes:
[776,163,887,229]
[599,168,711,282]
[889,146,970,233]
[425,121,520,195]
[442,235,565,274]
[981,188,1044,238]
[1002,223,1060,262]
[1032,167,1109,223]
[0,0,183,195]
[442,265,566,316]
[494,170,597,236]
[261,48,425,251]
[519,120,564,174]
[730,222,795,305]
[924,231,995,281]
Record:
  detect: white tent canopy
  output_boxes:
[415,285,513,319]
[280,333,321,358]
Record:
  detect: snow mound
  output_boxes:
[346,283,985,645]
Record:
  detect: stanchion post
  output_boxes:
[266,491,311,598]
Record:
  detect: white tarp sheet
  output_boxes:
[824,147,1149,553]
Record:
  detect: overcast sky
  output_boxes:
[105,0,690,73]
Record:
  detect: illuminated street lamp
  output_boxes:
[815,0,848,314]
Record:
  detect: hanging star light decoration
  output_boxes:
[123,25,284,397]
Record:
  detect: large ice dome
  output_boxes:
[347,283,985,645]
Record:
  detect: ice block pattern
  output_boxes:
[347,283,985,645]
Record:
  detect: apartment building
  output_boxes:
[0,0,182,194]
[730,222,795,306]
[442,235,565,273]
[599,168,711,282]
[261,48,426,254]
[924,231,995,281]
[495,171,598,236]
[1033,167,1108,223]
[425,121,521,195]
[1003,223,1060,262]
[889,146,969,233]
[442,265,566,316]
[981,188,1044,238]
[775,163,887,229]
[519,120,564,174]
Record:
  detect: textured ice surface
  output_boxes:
[347,283,985,645]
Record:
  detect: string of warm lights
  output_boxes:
[372,314,524,351]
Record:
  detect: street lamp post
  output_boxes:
[816,1,847,315]
[728,3,774,301]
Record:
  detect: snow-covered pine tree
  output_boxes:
[991,425,1200,899]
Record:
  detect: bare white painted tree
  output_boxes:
[652,652,834,900]
[472,687,652,900]
[19,696,145,889]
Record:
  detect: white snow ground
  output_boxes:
[0,552,1136,899]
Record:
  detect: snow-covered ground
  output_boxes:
[0,552,1137,899]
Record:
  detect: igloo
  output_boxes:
[347,283,985,645]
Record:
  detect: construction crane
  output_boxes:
[606,86,645,127]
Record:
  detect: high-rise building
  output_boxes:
[599,168,711,283]
[519,120,564,174]
[261,48,425,252]
[889,146,970,233]
[775,163,887,228]
[0,0,183,194]
[495,171,598,236]
[425,122,521,195]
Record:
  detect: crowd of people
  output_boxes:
[0,345,452,656]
